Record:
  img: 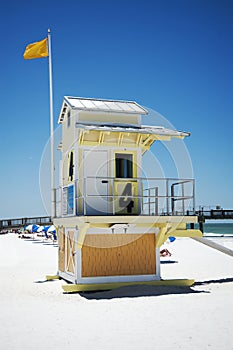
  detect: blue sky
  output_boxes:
[0,0,232,218]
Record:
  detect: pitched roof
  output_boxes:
[58,96,148,123]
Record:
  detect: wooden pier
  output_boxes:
[0,210,232,232]
[196,209,233,232]
[0,216,52,231]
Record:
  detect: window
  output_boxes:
[62,185,74,215]
[115,153,133,178]
[67,110,71,128]
[68,151,74,181]
[67,185,74,214]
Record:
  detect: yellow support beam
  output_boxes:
[156,224,170,247]
[118,132,123,146]
[62,279,195,293]
[155,223,202,247]
[79,130,89,144]
[172,229,202,238]
[98,131,105,144]
[77,222,90,249]
[142,134,150,146]
[136,134,142,145]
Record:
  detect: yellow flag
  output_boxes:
[23,38,49,60]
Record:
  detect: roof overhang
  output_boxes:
[76,123,190,153]
[76,123,190,138]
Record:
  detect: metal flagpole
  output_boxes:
[47,28,56,218]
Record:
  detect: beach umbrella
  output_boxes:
[36,226,44,233]
[41,225,51,239]
[43,226,51,232]
[47,225,56,233]
[25,224,39,232]
[32,225,40,233]
[43,225,56,238]
[24,224,33,231]
[47,225,57,240]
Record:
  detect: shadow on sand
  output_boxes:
[79,276,233,300]
[160,260,178,264]
[79,284,206,300]
[194,277,233,286]
[19,237,57,246]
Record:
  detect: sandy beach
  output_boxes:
[0,233,233,350]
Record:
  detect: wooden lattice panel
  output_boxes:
[66,231,75,273]
[58,227,65,272]
[82,234,156,277]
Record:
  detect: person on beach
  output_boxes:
[160,248,172,257]
[160,236,175,256]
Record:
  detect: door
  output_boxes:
[83,150,109,215]
[114,152,139,214]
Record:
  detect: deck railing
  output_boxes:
[55,177,195,217]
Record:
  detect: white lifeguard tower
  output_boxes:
[53,96,202,292]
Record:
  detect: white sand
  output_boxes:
[0,233,233,350]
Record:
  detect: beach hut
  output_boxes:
[53,96,202,292]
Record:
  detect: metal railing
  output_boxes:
[55,177,195,217]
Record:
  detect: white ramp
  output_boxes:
[192,237,233,257]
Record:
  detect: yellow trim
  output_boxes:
[62,279,195,293]
[46,275,60,281]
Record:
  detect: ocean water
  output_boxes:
[186,222,233,249]
[191,222,233,236]
[203,222,233,236]
[201,222,233,250]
